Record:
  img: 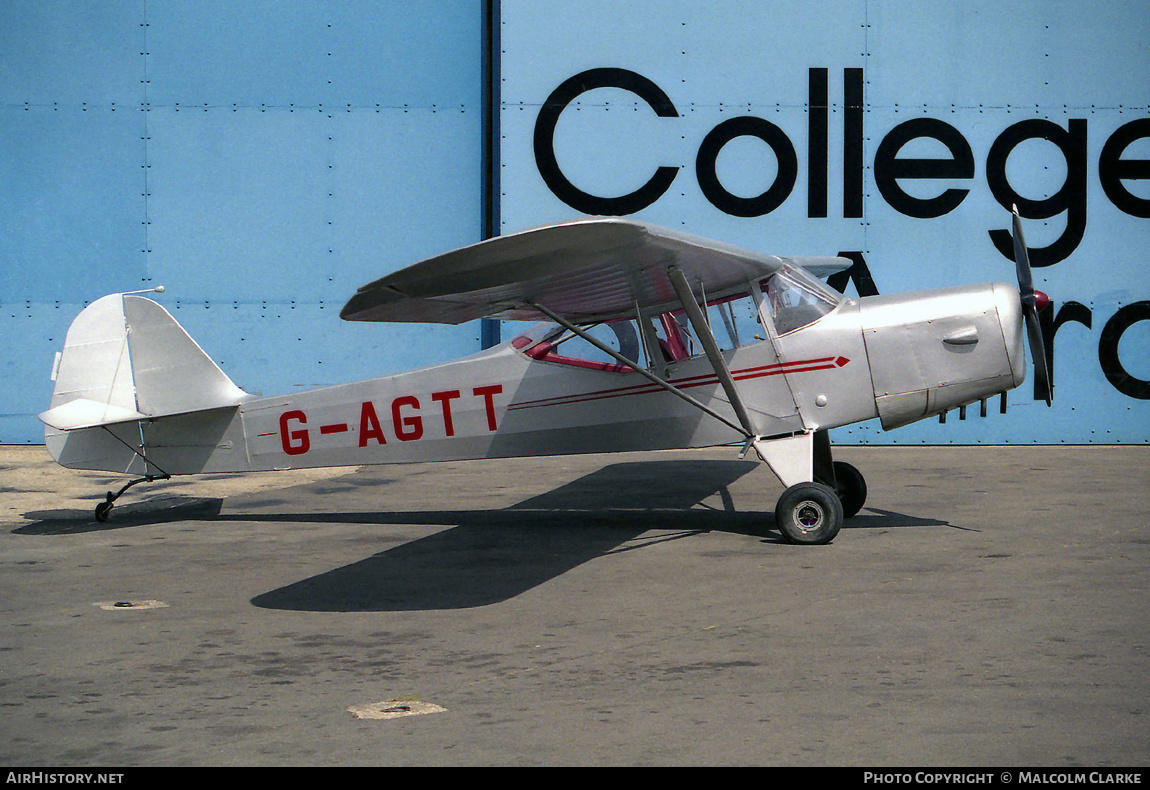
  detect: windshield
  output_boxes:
[764,266,841,334]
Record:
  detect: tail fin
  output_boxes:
[39,293,248,432]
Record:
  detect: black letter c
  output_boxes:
[533,68,679,215]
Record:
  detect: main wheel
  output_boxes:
[94,501,113,523]
[775,482,843,545]
[832,461,867,519]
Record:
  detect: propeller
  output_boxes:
[1010,206,1053,406]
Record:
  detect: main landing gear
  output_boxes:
[774,435,868,545]
[829,460,867,520]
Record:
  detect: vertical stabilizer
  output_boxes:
[41,294,142,429]
[40,294,249,432]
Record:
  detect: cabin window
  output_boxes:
[697,293,763,353]
[651,292,766,357]
[508,273,831,371]
[510,293,769,372]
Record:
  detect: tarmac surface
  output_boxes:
[1,444,1147,767]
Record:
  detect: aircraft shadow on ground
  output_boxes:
[15,459,950,612]
[244,460,950,613]
[248,459,763,612]
[16,497,225,534]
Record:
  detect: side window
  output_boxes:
[510,276,826,372]
[550,321,641,366]
[704,294,762,352]
[513,321,646,372]
[654,295,764,358]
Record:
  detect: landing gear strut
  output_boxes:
[94,474,171,522]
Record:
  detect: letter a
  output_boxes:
[359,401,387,446]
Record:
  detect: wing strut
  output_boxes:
[666,266,762,439]
[667,269,800,469]
[524,300,750,437]
[526,295,815,487]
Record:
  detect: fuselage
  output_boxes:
[45,277,1026,478]
[46,332,867,475]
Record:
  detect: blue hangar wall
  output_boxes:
[0,0,490,444]
[499,0,1150,445]
[2,1,1148,446]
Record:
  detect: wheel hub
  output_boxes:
[794,500,825,532]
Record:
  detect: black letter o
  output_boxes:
[695,117,797,217]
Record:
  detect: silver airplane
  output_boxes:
[40,209,1050,544]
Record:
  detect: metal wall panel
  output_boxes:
[499,0,1150,444]
[145,106,482,303]
[0,1,485,443]
[0,105,147,302]
[0,0,144,106]
[5,1,1146,447]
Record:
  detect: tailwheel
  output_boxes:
[831,460,867,519]
[775,482,843,545]
[91,474,170,523]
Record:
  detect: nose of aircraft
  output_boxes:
[991,281,1028,390]
[858,281,1033,430]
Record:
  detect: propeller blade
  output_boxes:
[1012,205,1035,308]
[1010,206,1052,405]
[1024,306,1052,406]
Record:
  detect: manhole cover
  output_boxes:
[94,600,169,611]
[347,700,447,720]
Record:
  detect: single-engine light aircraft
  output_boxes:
[40,209,1050,544]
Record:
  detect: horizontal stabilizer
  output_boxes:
[783,256,851,278]
[38,399,148,431]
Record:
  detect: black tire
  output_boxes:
[832,460,867,519]
[775,482,843,545]
[94,501,112,523]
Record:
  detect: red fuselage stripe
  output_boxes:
[507,357,848,413]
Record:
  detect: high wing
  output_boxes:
[340,217,849,324]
